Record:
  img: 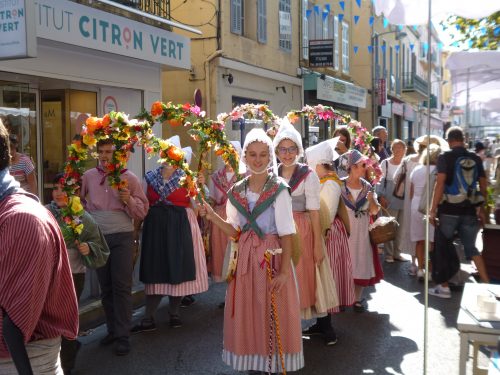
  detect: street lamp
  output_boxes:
[371,31,407,130]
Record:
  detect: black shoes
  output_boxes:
[169,315,183,328]
[180,295,196,308]
[131,318,157,334]
[99,333,116,346]
[114,337,130,356]
[324,328,338,346]
[302,322,323,336]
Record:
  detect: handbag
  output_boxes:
[369,206,399,245]
[393,160,407,200]
[222,240,239,283]
[418,170,437,215]
[314,242,339,314]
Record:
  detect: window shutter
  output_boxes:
[302,0,308,59]
[231,0,242,35]
[334,15,339,70]
[258,0,267,43]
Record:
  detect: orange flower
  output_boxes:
[167,146,184,162]
[168,118,183,127]
[102,114,111,127]
[151,101,164,117]
[215,149,224,156]
[86,117,100,133]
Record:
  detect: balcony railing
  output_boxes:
[402,72,428,99]
[111,0,170,19]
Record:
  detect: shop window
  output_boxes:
[279,0,292,51]
[257,0,267,43]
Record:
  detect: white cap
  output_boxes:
[273,117,304,157]
[305,137,340,171]
[240,128,278,175]
[182,146,193,165]
[230,140,242,156]
[168,135,181,148]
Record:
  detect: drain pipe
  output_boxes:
[204,50,223,118]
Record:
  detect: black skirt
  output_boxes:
[140,203,196,284]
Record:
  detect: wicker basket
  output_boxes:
[369,207,399,245]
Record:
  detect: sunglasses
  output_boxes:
[277,146,298,155]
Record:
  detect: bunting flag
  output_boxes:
[369,16,374,26]
[383,17,389,28]
[494,26,500,37]
[480,27,487,35]
[338,13,344,22]
[306,9,312,18]
[354,15,360,24]
[339,1,345,11]
[323,10,329,20]
[381,44,386,53]
[325,3,331,12]
[452,41,460,47]
[355,0,361,8]
[455,24,461,31]
[437,42,443,50]
[409,43,415,51]
[354,46,359,54]
[484,40,489,47]
[395,45,400,53]
[314,5,320,15]
[368,45,373,53]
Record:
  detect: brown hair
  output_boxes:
[0,119,11,170]
[390,139,406,151]
[333,126,351,149]
[96,138,114,150]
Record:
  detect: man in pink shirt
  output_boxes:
[0,119,78,373]
[81,138,148,356]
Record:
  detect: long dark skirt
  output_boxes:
[140,204,196,284]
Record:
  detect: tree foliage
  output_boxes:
[442,11,499,50]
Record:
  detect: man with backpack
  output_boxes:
[429,126,489,298]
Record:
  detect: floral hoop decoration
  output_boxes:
[142,101,240,177]
[286,104,350,125]
[346,120,382,184]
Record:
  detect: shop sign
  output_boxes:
[309,39,334,67]
[404,104,416,121]
[33,0,190,69]
[379,100,391,118]
[377,78,386,106]
[0,0,37,60]
[316,76,367,108]
[392,101,404,116]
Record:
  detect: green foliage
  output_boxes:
[442,11,499,50]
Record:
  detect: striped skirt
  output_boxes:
[145,208,209,296]
[208,203,229,283]
[326,216,355,312]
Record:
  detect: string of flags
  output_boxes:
[304,1,445,55]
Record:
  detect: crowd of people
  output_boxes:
[0,114,494,374]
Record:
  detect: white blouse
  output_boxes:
[320,180,341,221]
[283,170,321,211]
[226,188,296,237]
[381,159,401,182]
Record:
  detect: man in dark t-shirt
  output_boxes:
[429,126,489,298]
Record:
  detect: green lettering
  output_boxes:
[79,16,90,38]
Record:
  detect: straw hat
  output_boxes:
[413,135,449,152]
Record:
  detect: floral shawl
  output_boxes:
[340,177,372,217]
[278,163,312,192]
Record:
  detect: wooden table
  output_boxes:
[457,283,500,375]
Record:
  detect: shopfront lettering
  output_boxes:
[35,3,72,32]
[150,34,183,59]
[0,6,22,33]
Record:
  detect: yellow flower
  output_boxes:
[74,224,84,235]
[83,134,97,148]
[69,196,84,214]
[158,139,171,150]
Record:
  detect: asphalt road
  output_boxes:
[75,257,471,375]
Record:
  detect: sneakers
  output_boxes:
[408,265,418,276]
[353,300,366,313]
[302,322,322,336]
[169,315,183,328]
[114,337,130,356]
[131,318,157,334]
[385,256,394,263]
[180,295,196,308]
[428,285,452,299]
[324,329,338,346]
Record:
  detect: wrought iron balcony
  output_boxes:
[402,72,429,101]
[111,0,170,19]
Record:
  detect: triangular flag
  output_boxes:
[395,45,400,53]
[368,45,373,53]
[381,44,386,53]
[306,9,312,18]
[455,24,461,31]
[354,15,360,24]
[338,14,344,22]
[354,46,359,54]
[452,41,460,47]
[314,5,320,15]
[468,39,473,48]
[383,17,389,28]
[339,1,345,11]
[369,16,374,26]
[494,26,500,37]
[437,42,443,50]
[323,10,329,20]
[469,25,474,32]
[355,0,361,8]
[481,27,487,35]
[484,40,489,47]
[325,3,331,12]
[409,43,415,51]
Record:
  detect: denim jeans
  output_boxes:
[438,214,480,260]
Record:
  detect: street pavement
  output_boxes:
[75,257,472,375]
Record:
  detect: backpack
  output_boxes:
[443,153,484,207]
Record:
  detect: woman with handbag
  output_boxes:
[410,144,441,280]
[46,173,110,374]
[200,128,303,373]
[376,139,407,263]
[338,150,383,312]
[274,120,338,346]
[304,138,355,328]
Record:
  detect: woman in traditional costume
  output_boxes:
[337,150,383,312]
[303,138,354,333]
[207,141,242,282]
[132,136,208,332]
[273,120,338,346]
[200,128,303,373]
